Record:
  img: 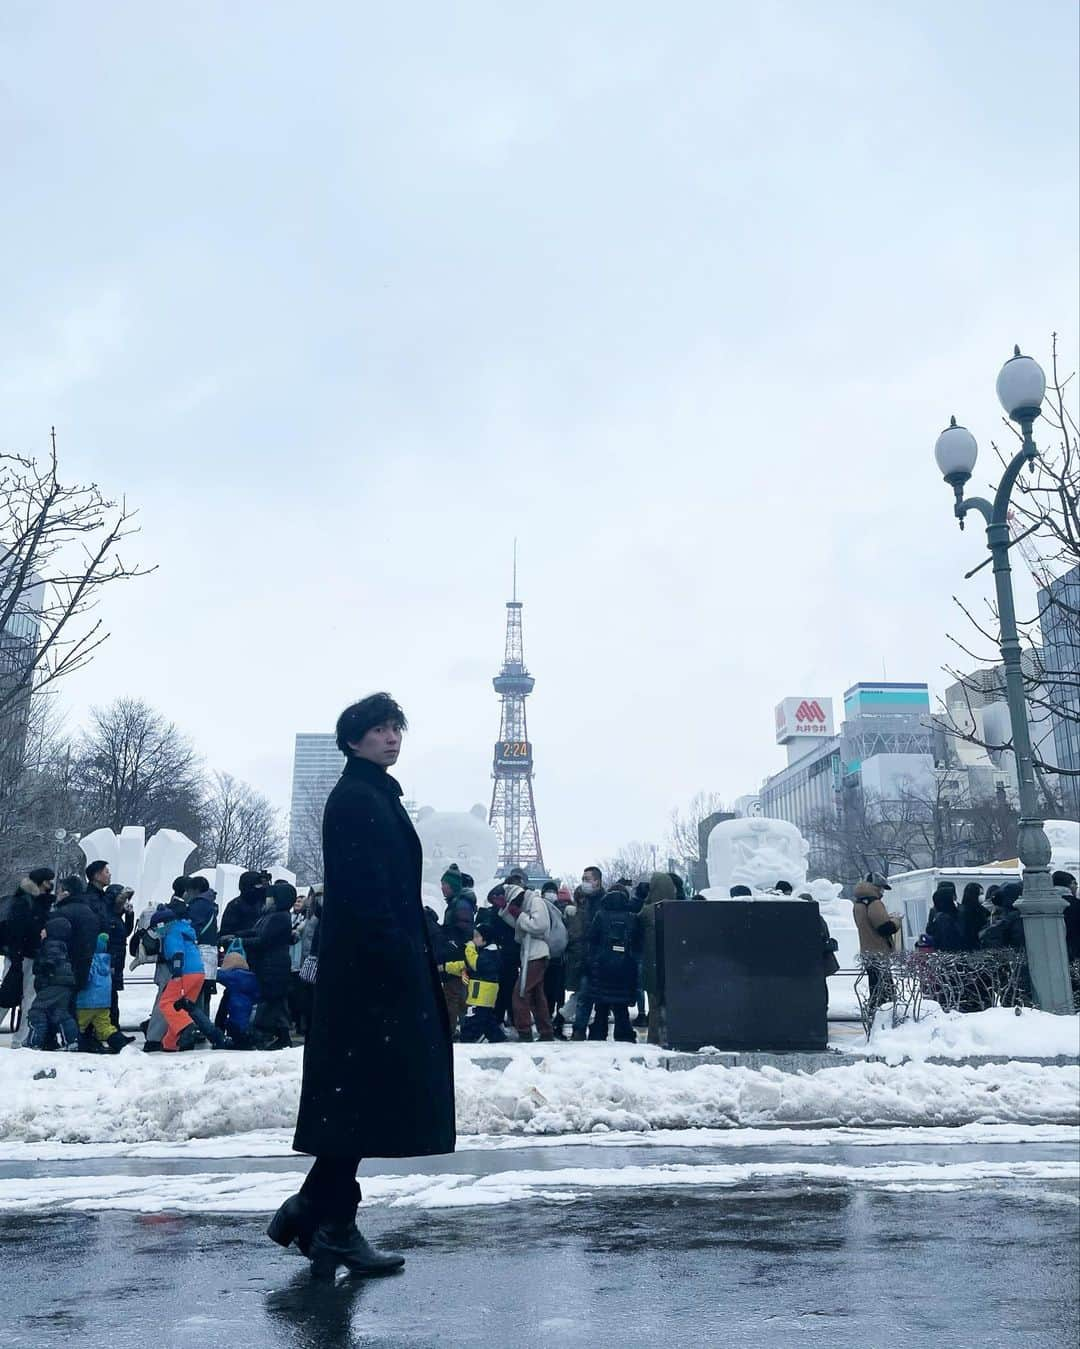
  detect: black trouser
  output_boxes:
[591,1002,633,1041]
[495,960,519,1026]
[300,1155,363,1224]
[287,973,309,1034]
[459,1005,506,1043]
[253,994,291,1045]
[544,959,566,1028]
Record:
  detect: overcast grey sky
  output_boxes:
[2,0,1077,875]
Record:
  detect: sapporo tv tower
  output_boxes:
[489,547,547,883]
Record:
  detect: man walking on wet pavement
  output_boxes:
[269,693,455,1279]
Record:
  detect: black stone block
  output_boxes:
[657,900,828,1052]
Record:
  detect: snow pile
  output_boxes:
[0,1051,302,1144]
[453,1050,1078,1134]
[0,1042,1075,1145]
[866,1004,1080,1066]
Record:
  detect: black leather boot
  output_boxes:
[267,1193,319,1257]
[308,1223,405,1280]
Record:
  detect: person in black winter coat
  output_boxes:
[958,883,989,951]
[219,872,267,947]
[437,895,475,1034]
[926,884,965,952]
[1,868,55,964]
[53,876,104,990]
[979,882,1026,950]
[26,915,80,1050]
[0,868,55,1043]
[242,881,298,1050]
[586,888,641,1043]
[276,694,451,1281]
[101,884,135,1024]
[479,884,520,1028]
[1052,871,1080,962]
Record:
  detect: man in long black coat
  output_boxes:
[269,692,455,1279]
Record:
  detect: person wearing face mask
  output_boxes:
[242,881,300,1050]
[571,867,609,1041]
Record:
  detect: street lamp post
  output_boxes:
[934,346,1072,1014]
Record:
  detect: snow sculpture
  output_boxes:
[706,816,810,896]
[701,816,858,966]
[79,827,295,910]
[1044,819,1079,878]
[415,804,499,914]
[78,826,197,909]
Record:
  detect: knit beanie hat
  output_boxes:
[995,882,1022,908]
[441,864,463,894]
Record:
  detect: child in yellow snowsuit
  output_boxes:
[455,923,506,1044]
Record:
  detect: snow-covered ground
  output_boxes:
[864,1003,1080,1064]
[0,1155,1075,1215]
[0,1030,1075,1147]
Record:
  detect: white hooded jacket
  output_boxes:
[504,885,551,962]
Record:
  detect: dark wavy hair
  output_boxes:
[335,692,408,755]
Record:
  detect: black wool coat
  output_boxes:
[292,756,455,1160]
[52,895,104,989]
[243,904,294,1001]
[588,891,642,1005]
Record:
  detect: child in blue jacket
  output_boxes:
[217,949,259,1048]
[76,934,132,1053]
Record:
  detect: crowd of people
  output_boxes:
[0,864,322,1053]
[4,855,1077,1054]
[427,864,845,1045]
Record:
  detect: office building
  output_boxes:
[0,568,43,772]
[1039,563,1080,816]
[287,733,343,878]
[938,651,1054,804]
[761,683,937,872]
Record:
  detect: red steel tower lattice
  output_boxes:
[489,573,545,881]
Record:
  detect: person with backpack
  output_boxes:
[184,877,220,1017]
[0,867,55,1047]
[503,883,555,1042]
[585,885,641,1043]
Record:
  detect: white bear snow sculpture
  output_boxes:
[414,804,499,915]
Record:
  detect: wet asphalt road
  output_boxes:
[0,1181,1077,1349]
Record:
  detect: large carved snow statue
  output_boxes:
[701,816,858,967]
[78,826,197,908]
[415,805,499,913]
[1044,819,1079,877]
[706,816,809,896]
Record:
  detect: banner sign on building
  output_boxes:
[775,697,834,744]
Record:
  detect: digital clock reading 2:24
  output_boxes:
[496,740,532,765]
